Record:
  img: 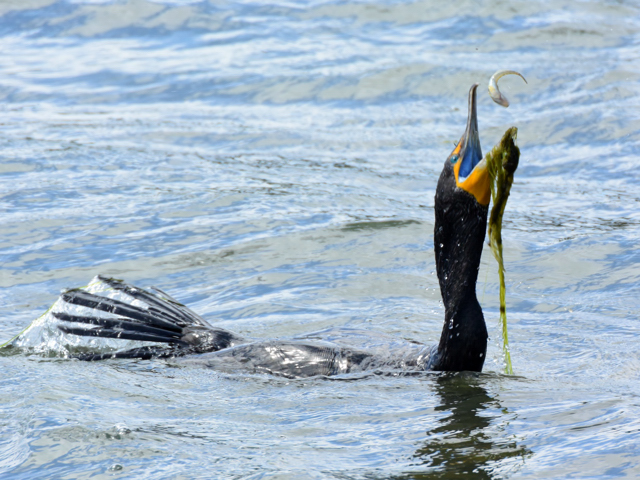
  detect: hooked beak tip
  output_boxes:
[466,84,479,141]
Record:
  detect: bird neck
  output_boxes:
[430,165,489,372]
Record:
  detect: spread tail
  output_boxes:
[55,276,243,360]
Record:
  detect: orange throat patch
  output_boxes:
[454,159,491,206]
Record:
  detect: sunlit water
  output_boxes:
[1,1,640,478]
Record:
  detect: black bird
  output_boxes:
[55,84,490,376]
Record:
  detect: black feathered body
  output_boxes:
[431,161,488,372]
[53,83,492,376]
[54,160,491,376]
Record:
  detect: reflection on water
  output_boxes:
[405,375,530,480]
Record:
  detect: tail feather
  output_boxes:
[55,277,244,361]
[61,289,184,332]
[58,324,189,345]
[74,345,185,361]
[52,312,186,343]
[97,276,209,327]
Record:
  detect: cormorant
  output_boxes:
[54,84,490,377]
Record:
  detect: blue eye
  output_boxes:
[450,155,459,164]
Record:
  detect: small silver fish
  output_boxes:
[488,70,527,107]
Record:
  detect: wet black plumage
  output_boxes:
[56,84,491,375]
[431,162,488,371]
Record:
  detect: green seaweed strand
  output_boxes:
[485,127,520,375]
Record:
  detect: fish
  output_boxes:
[488,70,527,108]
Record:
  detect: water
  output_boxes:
[1,0,640,478]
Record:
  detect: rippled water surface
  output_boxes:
[2,1,640,478]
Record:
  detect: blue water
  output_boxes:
[2,0,640,478]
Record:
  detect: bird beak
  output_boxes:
[448,84,490,206]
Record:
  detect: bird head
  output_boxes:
[446,84,490,206]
